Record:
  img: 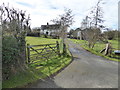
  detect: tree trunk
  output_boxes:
[100,48,106,53]
[104,43,112,56]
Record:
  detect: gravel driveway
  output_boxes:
[27,39,118,88]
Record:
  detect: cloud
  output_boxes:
[102,0,118,29]
[16,1,35,8]
[0,0,118,30]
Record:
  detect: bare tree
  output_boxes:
[83,28,101,48]
[81,16,91,30]
[81,0,105,48]
[89,0,105,28]
[51,8,74,40]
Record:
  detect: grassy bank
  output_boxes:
[3,37,72,88]
[70,39,120,62]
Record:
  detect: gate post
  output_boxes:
[27,44,30,63]
[63,43,66,55]
[56,41,60,56]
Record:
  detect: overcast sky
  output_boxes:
[1,0,119,30]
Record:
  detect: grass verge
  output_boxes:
[70,39,120,62]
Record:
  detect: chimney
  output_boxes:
[47,22,49,25]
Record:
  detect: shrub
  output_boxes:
[50,35,59,39]
[103,30,120,40]
[2,36,19,80]
[27,31,40,37]
[1,3,30,81]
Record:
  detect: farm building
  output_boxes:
[68,28,84,40]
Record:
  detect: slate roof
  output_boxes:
[41,24,61,30]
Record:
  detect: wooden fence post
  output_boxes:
[56,41,60,56]
[27,44,30,63]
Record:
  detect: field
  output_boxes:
[70,39,119,62]
[3,37,72,88]
[26,36,60,45]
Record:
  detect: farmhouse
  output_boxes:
[41,23,61,38]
